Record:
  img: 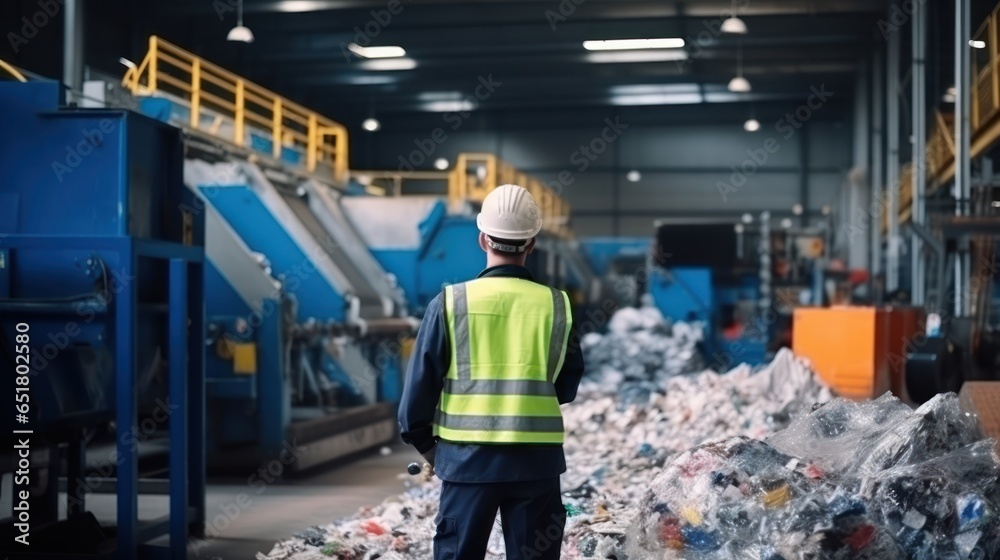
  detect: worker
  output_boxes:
[398,184,585,560]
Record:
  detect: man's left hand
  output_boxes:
[420,446,436,469]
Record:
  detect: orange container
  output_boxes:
[792,307,891,400]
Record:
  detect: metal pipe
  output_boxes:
[62,0,83,103]
[871,50,884,302]
[911,0,927,306]
[886,17,901,293]
[799,124,810,227]
[955,0,971,317]
[850,60,870,272]
[759,211,771,313]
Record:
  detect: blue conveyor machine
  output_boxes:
[338,196,599,315]
[183,153,414,472]
[0,81,205,560]
[579,235,767,367]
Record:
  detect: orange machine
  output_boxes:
[793,306,924,400]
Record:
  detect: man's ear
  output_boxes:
[478,231,489,253]
[525,238,536,255]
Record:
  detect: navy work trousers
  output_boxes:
[433,477,565,560]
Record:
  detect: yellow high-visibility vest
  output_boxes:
[433,277,572,444]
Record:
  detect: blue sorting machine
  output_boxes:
[0,81,205,559]
[183,154,414,472]
[338,196,598,315]
[579,235,767,367]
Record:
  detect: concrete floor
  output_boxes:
[68,443,416,559]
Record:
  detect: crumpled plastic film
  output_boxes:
[630,393,1000,559]
[259,307,833,559]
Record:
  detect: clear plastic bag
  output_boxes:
[630,394,1000,559]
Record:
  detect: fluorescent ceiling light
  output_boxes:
[348,43,406,58]
[728,76,751,92]
[359,58,417,71]
[583,38,684,51]
[586,50,688,64]
[275,1,329,12]
[611,84,699,95]
[970,39,987,49]
[721,17,747,34]
[610,93,703,106]
[419,91,464,101]
[362,118,380,131]
[344,75,396,85]
[703,91,758,102]
[743,118,760,132]
[423,100,476,112]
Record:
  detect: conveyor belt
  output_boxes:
[280,191,387,320]
[302,181,406,317]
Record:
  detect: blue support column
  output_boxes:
[114,243,138,560]
[67,439,85,517]
[188,261,206,536]
[259,301,286,460]
[168,259,188,559]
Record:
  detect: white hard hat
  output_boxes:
[476,184,542,241]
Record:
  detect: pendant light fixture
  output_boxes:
[728,39,751,92]
[721,0,748,34]
[227,0,255,43]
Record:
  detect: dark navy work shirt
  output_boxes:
[397,264,585,483]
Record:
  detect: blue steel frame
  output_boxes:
[1,235,205,560]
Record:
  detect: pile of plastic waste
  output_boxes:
[629,393,1000,559]
[259,305,835,560]
[579,306,705,399]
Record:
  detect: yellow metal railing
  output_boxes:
[449,153,571,237]
[885,2,1000,232]
[122,36,349,184]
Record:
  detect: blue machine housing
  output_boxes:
[579,236,767,368]
[0,81,205,559]
[183,158,405,472]
[340,197,570,314]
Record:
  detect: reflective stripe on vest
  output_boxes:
[433,277,572,445]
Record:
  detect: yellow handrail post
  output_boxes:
[234,79,245,146]
[307,114,318,172]
[486,155,497,191]
[272,98,282,159]
[190,58,201,129]
[334,126,348,183]
[454,154,466,202]
[148,36,158,92]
